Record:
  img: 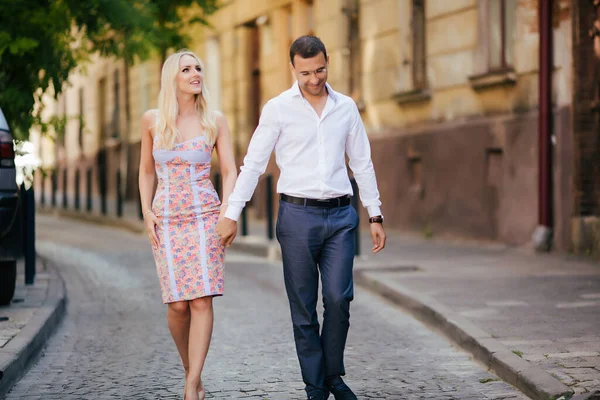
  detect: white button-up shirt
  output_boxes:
[224,82,382,221]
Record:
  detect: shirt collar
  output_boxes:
[288,81,338,103]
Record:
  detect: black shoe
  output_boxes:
[307,389,330,400]
[325,376,357,400]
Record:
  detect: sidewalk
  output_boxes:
[0,257,66,398]
[353,232,600,400]
[41,202,600,400]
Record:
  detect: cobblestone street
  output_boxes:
[5,215,528,399]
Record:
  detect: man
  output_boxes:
[216,35,386,400]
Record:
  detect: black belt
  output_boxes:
[280,194,351,208]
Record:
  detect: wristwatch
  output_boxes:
[369,215,384,224]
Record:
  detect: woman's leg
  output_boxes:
[185,296,214,396]
[167,301,191,376]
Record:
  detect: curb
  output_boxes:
[37,207,144,235]
[0,257,67,398]
[354,270,574,400]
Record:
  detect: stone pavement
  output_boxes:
[0,257,66,398]
[35,203,600,399]
[5,214,529,399]
[227,221,600,400]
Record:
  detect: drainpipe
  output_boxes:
[532,0,553,251]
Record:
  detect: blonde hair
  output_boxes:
[155,50,218,149]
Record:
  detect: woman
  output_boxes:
[138,49,237,400]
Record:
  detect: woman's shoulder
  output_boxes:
[141,110,159,138]
[213,110,226,124]
[142,109,159,124]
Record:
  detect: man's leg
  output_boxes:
[276,201,327,397]
[319,205,358,380]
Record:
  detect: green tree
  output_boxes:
[0,0,219,140]
[151,0,220,64]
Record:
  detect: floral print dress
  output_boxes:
[151,123,224,303]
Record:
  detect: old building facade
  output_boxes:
[34,0,600,254]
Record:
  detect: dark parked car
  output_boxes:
[0,105,21,306]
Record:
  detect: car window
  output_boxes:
[0,107,9,132]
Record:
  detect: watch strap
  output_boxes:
[369,215,384,224]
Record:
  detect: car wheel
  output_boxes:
[0,260,17,306]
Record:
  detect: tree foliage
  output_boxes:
[0,0,219,140]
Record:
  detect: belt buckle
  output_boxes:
[316,198,332,207]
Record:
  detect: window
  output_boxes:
[112,69,120,138]
[205,37,222,111]
[98,77,107,141]
[412,0,426,90]
[291,0,313,41]
[307,0,314,36]
[394,0,429,105]
[287,5,293,48]
[78,88,84,149]
[488,0,516,71]
[61,90,67,116]
[139,63,150,113]
[470,0,517,89]
[58,90,67,147]
[345,0,362,105]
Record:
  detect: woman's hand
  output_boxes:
[144,211,160,247]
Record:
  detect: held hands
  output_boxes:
[144,211,160,247]
[370,223,386,253]
[216,217,237,247]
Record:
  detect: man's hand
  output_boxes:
[370,223,386,253]
[216,217,237,247]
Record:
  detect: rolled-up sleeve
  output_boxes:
[345,104,382,218]
[224,100,281,221]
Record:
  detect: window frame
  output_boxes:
[343,0,363,108]
[58,90,67,147]
[112,69,121,139]
[411,0,427,91]
[393,0,430,105]
[469,0,517,90]
[78,87,84,150]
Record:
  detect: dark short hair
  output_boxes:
[289,35,328,66]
